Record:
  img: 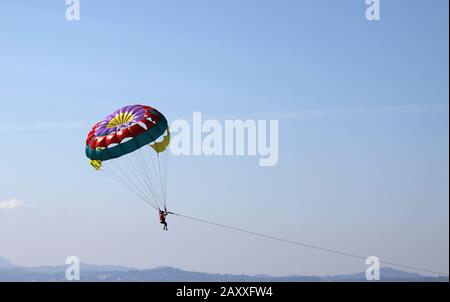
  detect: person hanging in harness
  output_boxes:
[159,210,168,230]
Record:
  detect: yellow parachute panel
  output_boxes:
[90,160,102,170]
[150,129,170,153]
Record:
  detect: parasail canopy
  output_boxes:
[85,104,170,211]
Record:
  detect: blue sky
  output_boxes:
[0,0,448,276]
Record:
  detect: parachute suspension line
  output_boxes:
[138,150,162,209]
[136,146,165,211]
[134,147,160,209]
[101,170,157,212]
[99,166,158,211]
[172,212,449,277]
[107,158,150,203]
[100,151,161,211]
[149,147,166,211]
[162,129,169,208]
[121,152,158,206]
[122,126,163,210]
[147,127,170,211]
[156,152,166,210]
[152,140,165,208]
[133,147,163,208]
[155,129,169,209]
[129,147,165,211]
[147,145,166,210]
[163,148,169,209]
[107,159,158,210]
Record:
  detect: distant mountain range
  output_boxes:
[0,256,447,282]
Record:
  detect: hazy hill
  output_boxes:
[0,256,447,282]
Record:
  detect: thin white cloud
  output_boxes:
[0,198,33,210]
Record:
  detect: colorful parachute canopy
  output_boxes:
[85,104,168,161]
[85,104,170,211]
